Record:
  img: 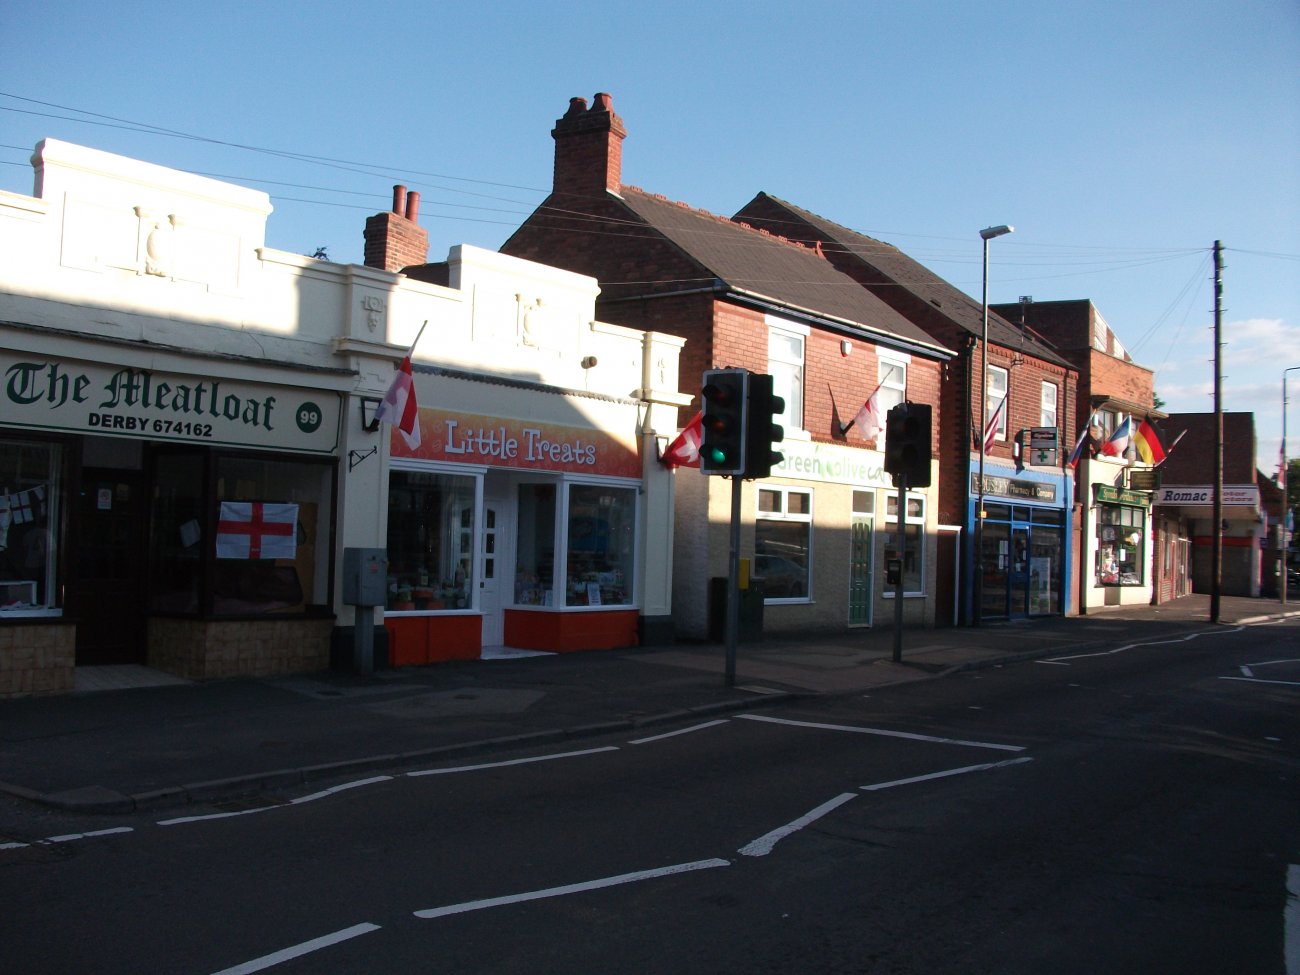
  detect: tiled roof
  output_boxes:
[739,193,1072,370]
[617,188,952,358]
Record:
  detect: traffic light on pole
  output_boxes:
[744,373,785,479]
[700,368,748,476]
[883,402,932,487]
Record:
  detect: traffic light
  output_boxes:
[700,368,748,476]
[744,373,785,479]
[883,402,932,487]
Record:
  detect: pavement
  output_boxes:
[2,594,1296,815]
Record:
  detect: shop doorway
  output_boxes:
[74,468,147,664]
[479,495,514,646]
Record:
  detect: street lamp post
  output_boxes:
[1283,366,1300,605]
[975,224,1013,625]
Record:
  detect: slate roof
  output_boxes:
[617,187,953,359]
[737,193,1072,371]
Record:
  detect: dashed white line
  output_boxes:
[158,776,395,826]
[406,746,619,777]
[0,826,134,850]
[861,757,1033,792]
[412,859,731,919]
[209,922,381,975]
[629,720,729,745]
[736,713,1025,752]
[739,793,858,857]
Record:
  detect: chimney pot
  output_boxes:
[564,96,588,118]
[392,185,407,215]
[591,92,613,113]
[406,191,420,223]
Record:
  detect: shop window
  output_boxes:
[1096,504,1145,586]
[387,470,476,611]
[213,456,334,615]
[564,485,635,606]
[515,483,557,605]
[0,439,61,614]
[884,492,925,595]
[150,452,205,613]
[768,319,806,433]
[987,366,1008,442]
[756,487,812,600]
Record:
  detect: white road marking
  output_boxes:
[290,776,393,805]
[209,922,380,975]
[739,793,858,857]
[1241,665,1255,678]
[1038,627,1244,664]
[0,826,133,850]
[406,746,619,777]
[1219,676,1300,687]
[736,713,1025,752]
[158,776,395,826]
[629,720,729,745]
[1287,864,1299,975]
[861,757,1033,792]
[412,859,731,919]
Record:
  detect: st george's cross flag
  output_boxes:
[216,502,298,560]
[661,411,703,469]
[983,393,1008,453]
[375,322,427,450]
[846,388,884,442]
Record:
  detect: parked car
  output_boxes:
[754,554,807,598]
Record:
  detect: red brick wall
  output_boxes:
[363,211,429,272]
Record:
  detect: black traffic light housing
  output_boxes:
[883,402,932,487]
[744,373,785,479]
[700,368,748,476]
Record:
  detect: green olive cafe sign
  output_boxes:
[2,354,340,454]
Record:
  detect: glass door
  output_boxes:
[1008,524,1031,619]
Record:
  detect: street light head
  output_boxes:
[980,225,1014,241]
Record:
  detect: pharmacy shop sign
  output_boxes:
[2,354,340,454]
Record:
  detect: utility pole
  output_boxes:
[1211,241,1224,623]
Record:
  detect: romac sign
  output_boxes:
[1,353,341,454]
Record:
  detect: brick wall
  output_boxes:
[148,618,332,680]
[0,623,75,697]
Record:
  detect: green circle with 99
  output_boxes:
[296,402,323,433]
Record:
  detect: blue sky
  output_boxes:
[3,1,1297,473]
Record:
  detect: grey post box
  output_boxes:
[342,547,388,606]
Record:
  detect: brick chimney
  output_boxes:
[364,184,429,271]
[551,92,627,199]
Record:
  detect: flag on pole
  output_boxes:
[375,322,427,450]
[1158,429,1186,467]
[1132,418,1166,465]
[661,411,703,469]
[216,502,299,559]
[1066,412,1097,469]
[983,393,1008,453]
[845,388,884,441]
[1101,415,1132,457]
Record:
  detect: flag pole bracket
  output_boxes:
[348,446,377,472]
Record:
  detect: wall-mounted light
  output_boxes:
[581,356,598,369]
[359,396,382,433]
[840,340,852,357]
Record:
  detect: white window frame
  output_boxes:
[876,353,909,454]
[754,485,813,603]
[1040,381,1058,429]
[766,315,808,437]
[987,365,1009,443]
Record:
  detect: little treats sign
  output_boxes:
[1,353,340,453]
